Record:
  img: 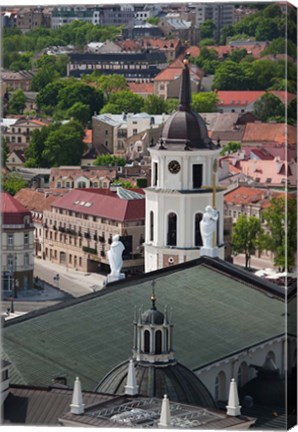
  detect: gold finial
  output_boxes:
[183,58,189,65]
[151,280,156,309]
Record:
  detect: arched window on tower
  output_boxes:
[150,211,154,242]
[144,330,150,353]
[194,213,203,246]
[167,212,177,246]
[155,330,162,354]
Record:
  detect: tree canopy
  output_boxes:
[93,154,126,167]
[100,91,144,114]
[3,173,28,196]
[8,89,26,114]
[253,93,285,122]
[220,141,241,156]
[192,92,218,113]
[232,214,263,268]
[199,19,216,40]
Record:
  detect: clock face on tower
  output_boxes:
[168,160,181,174]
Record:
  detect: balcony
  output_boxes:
[82,246,97,255]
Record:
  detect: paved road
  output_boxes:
[1,300,61,315]
[34,258,107,298]
[233,254,274,271]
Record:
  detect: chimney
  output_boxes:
[226,378,241,416]
[70,377,85,415]
[124,359,139,396]
[158,394,171,428]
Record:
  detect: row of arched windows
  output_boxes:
[143,329,167,355]
[149,211,219,246]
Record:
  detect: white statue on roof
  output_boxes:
[107,234,125,283]
[200,205,218,250]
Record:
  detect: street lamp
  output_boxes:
[53,273,60,290]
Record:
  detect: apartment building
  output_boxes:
[195,3,235,42]
[49,166,117,189]
[92,112,169,155]
[16,7,51,32]
[67,51,167,81]
[2,117,48,152]
[1,192,34,293]
[51,6,93,28]
[2,71,35,92]
[42,187,145,274]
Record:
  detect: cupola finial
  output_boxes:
[151,280,156,310]
[179,58,192,112]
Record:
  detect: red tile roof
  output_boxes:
[1,191,32,225]
[14,188,68,213]
[117,39,142,51]
[51,188,145,222]
[83,129,92,145]
[128,82,154,95]
[242,123,296,145]
[207,43,267,59]
[216,90,296,107]
[154,58,201,82]
[143,38,180,50]
[224,186,267,205]
[185,46,200,58]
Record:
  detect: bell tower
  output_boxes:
[144,60,225,272]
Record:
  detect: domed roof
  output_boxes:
[160,60,215,150]
[95,360,217,409]
[141,308,164,325]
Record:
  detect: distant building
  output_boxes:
[67,51,167,81]
[1,192,34,294]
[42,187,145,274]
[92,112,169,155]
[49,166,117,189]
[2,70,35,92]
[160,14,199,45]
[6,149,26,171]
[194,3,234,42]
[2,117,48,152]
[51,6,94,28]
[122,23,163,39]
[16,7,50,32]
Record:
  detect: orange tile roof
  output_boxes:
[242,123,296,145]
[30,119,48,126]
[154,59,201,82]
[185,46,200,58]
[208,43,267,58]
[143,38,180,50]
[128,82,154,94]
[118,39,142,51]
[216,90,296,107]
[224,186,267,205]
[14,188,68,213]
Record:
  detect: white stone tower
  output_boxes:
[144,60,224,272]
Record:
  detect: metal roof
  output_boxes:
[2,257,291,393]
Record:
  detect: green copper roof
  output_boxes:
[2,259,291,392]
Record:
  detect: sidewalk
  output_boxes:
[3,283,70,302]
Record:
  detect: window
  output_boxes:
[153,162,158,186]
[167,212,177,246]
[7,234,14,249]
[105,130,108,135]
[215,371,226,401]
[150,211,154,242]
[7,254,14,271]
[155,330,162,354]
[144,330,150,353]
[24,233,29,248]
[237,361,249,387]
[133,129,138,135]
[193,164,203,188]
[195,213,203,246]
[24,253,29,267]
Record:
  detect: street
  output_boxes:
[34,258,107,298]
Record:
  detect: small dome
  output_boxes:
[96,360,217,408]
[162,110,211,149]
[141,308,164,325]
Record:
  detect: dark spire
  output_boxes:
[179,59,192,112]
[151,280,156,310]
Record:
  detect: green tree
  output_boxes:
[262,37,297,59]
[1,138,9,167]
[192,92,218,113]
[143,95,166,115]
[199,38,215,47]
[100,91,144,114]
[112,179,134,188]
[25,124,55,167]
[31,65,60,92]
[213,61,245,90]
[57,81,104,117]
[146,17,160,25]
[93,154,126,167]
[200,19,216,39]
[8,89,26,114]
[3,173,28,195]
[232,214,263,268]
[261,197,297,271]
[165,98,179,114]
[228,49,248,63]
[42,120,85,167]
[253,93,285,122]
[67,102,90,126]
[9,52,32,71]
[36,79,69,114]
[95,74,128,100]
[288,98,297,124]
[220,141,241,156]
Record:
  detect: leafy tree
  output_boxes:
[31,65,60,92]
[42,120,85,167]
[262,38,297,59]
[288,98,297,124]
[94,74,128,100]
[111,179,134,188]
[165,98,179,113]
[255,18,281,41]
[199,38,215,47]
[143,95,166,115]
[192,92,218,113]
[261,197,297,271]
[232,214,263,268]
[57,81,104,118]
[146,17,160,25]
[67,102,90,126]
[269,78,296,94]
[253,93,285,122]
[200,19,216,39]
[36,79,69,114]
[213,60,245,90]
[100,91,144,114]
[25,124,55,167]
[1,138,9,167]
[9,52,32,71]
[8,89,26,114]
[93,154,126,167]
[228,49,248,63]
[3,173,28,196]
[220,141,241,156]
